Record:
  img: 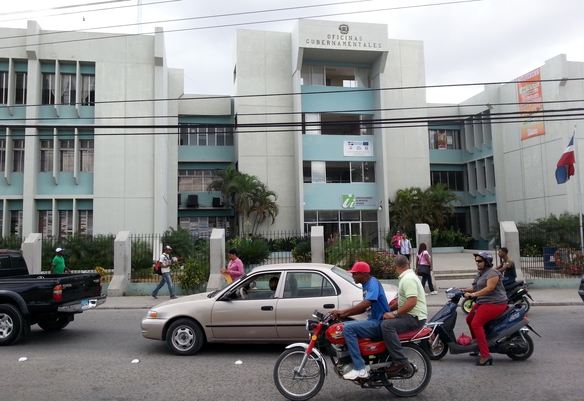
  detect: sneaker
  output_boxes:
[343,368,369,380]
[170,295,178,299]
[151,295,158,299]
[430,291,438,295]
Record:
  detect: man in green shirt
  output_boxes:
[52,248,68,274]
[381,255,428,374]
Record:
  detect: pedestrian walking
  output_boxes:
[399,233,412,261]
[152,245,178,299]
[416,243,437,295]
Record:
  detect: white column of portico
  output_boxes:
[206,229,226,291]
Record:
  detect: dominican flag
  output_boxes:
[555,134,575,184]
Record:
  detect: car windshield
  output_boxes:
[207,273,248,298]
[331,266,362,289]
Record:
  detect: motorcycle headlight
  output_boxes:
[305,319,317,331]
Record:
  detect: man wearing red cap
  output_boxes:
[332,261,390,380]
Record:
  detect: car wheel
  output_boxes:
[166,318,205,356]
[0,304,24,346]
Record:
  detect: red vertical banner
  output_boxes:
[517,68,545,140]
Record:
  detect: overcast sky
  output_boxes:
[2,0,584,103]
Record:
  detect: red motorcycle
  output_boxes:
[273,310,433,400]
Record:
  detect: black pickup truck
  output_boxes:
[0,249,106,346]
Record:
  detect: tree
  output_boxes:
[389,184,461,233]
[207,166,239,209]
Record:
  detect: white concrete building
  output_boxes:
[1,19,583,248]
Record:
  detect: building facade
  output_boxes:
[1,20,583,248]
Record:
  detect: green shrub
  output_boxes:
[233,239,271,266]
[177,258,210,294]
[292,242,311,262]
[431,229,474,248]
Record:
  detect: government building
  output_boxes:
[1,19,582,248]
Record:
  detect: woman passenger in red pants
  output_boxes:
[460,251,507,366]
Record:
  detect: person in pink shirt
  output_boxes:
[222,248,244,281]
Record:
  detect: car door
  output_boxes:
[210,272,281,340]
[275,271,339,340]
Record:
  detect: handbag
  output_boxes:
[417,264,431,275]
[153,261,162,275]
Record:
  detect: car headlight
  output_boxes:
[146,310,158,319]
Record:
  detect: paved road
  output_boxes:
[1,306,583,401]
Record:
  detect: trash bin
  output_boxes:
[543,247,558,269]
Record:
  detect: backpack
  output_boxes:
[153,261,162,275]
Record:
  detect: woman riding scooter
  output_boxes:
[460,251,507,366]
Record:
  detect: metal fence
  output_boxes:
[518,222,583,279]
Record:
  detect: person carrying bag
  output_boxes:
[416,243,437,295]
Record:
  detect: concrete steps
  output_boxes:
[433,269,477,281]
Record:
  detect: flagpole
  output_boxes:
[575,125,584,253]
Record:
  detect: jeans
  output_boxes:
[152,272,175,297]
[342,320,382,370]
[466,303,507,357]
[380,315,426,364]
[419,273,435,292]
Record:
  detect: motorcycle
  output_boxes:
[424,288,540,361]
[273,310,433,400]
[461,280,534,314]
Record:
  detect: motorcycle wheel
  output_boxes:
[461,299,474,315]
[507,332,534,361]
[382,343,432,397]
[273,347,325,401]
[514,298,531,314]
[424,335,449,360]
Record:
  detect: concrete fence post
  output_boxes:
[499,221,522,280]
[22,233,43,273]
[310,226,325,264]
[108,231,131,297]
[206,228,226,291]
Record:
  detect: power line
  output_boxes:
[0,0,482,50]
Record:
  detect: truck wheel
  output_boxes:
[0,304,24,346]
[37,317,70,331]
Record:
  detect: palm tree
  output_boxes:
[233,173,261,235]
[250,183,279,232]
[206,166,239,209]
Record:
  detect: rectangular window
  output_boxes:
[60,73,76,105]
[0,140,5,173]
[79,210,93,235]
[311,161,326,183]
[10,211,23,236]
[178,125,233,146]
[178,170,217,192]
[305,113,373,136]
[13,139,24,172]
[304,161,375,183]
[42,73,56,105]
[80,74,95,106]
[301,65,371,88]
[430,171,465,191]
[303,161,312,183]
[79,140,94,172]
[0,71,7,104]
[38,210,53,236]
[40,140,54,172]
[60,140,75,172]
[428,129,461,149]
[59,210,73,235]
[15,72,27,105]
[179,216,226,237]
[326,162,351,183]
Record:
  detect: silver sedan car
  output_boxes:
[141,263,398,356]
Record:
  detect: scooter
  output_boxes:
[461,280,534,314]
[273,310,433,400]
[423,288,540,361]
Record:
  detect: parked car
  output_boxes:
[579,274,584,302]
[141,263,398,356]
[0,249,107,346]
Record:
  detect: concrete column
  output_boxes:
[206,229,226,291]
[22,233,42,273]
[108,231,131,297]
[499,221,522,280]
[310,225,325,264]
[415,223,432,256]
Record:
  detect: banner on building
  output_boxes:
[343,141,373,156]
[340,194,376,208]
[517,68,545,140]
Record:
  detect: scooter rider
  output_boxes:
[496,247,517,286]
[381,255,428,374]
[331,261,390,380]
[461,251,507,366]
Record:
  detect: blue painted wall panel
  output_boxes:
[301,86,374,114]
[178,146,234,162]
[304,183,378,210]
[0,173,24,195]
[37,173,94,195]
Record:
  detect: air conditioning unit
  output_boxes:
[212,197,222,207]
[187,194,199,208]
